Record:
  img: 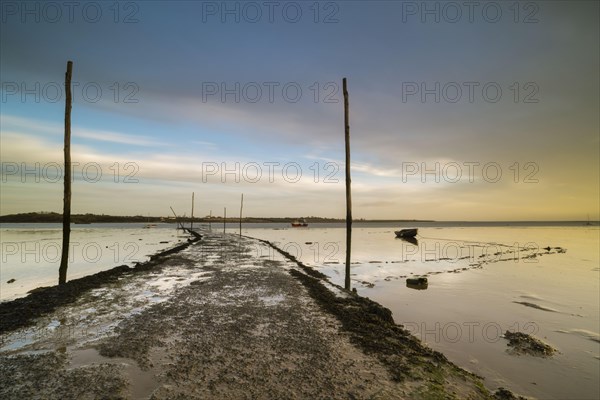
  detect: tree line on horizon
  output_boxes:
[0,212,432,224]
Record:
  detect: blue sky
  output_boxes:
[1,1,598,220]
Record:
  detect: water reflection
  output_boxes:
[398,236,419,246]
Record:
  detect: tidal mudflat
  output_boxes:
[2,232,517,399]
[247,223,599,400]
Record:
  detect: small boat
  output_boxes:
[291,218,308,227]
[143,224,157,229]
[395,228,417,238]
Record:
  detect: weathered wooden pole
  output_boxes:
[209,210,212,231]
[343,77,352,291]
[170,206,184,230]
[58,61,73,285]
[190,192,195,230]
[239,194,244,236]
[223,207,226,234]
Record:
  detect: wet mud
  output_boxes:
[1,233,526,399]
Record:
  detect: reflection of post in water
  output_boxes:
[343,78,352,291]
[190,192,195,231]
[239,193,243,237]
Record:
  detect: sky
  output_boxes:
[1,0,598,221]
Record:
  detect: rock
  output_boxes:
[503,331,556,357]
[7,278,16,284]
[494,387,527,399]
[406,277,427,285]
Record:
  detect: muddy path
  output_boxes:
[1,233,518,399]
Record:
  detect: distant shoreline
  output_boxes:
[0,212,595,226]
[0,212,432,224]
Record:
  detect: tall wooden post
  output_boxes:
[239,194,244,236]
[209,210,212,231]
[190,192,195,231]
[223,207,226,234]
[58,61,73,285]
[343,77,352,291]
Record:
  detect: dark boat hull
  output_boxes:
[395,228,418,238]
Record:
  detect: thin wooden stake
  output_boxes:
[343,77,352,291]
[223,207,227,234]
[239,193,244,236]
[170,206,184,230]
[59,60,73,285]
[209,210,212,231]
[190,192,195,231]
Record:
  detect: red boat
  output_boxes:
[291,218,308,227]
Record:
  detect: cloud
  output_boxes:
[1,114,169,147]
[1,1,598,220]
[76,127,170,147]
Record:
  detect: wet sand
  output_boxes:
[1,233,519,399]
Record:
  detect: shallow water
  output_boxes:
[1,221,598,399]
[0,223,187,301]
[245,223,600,400]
